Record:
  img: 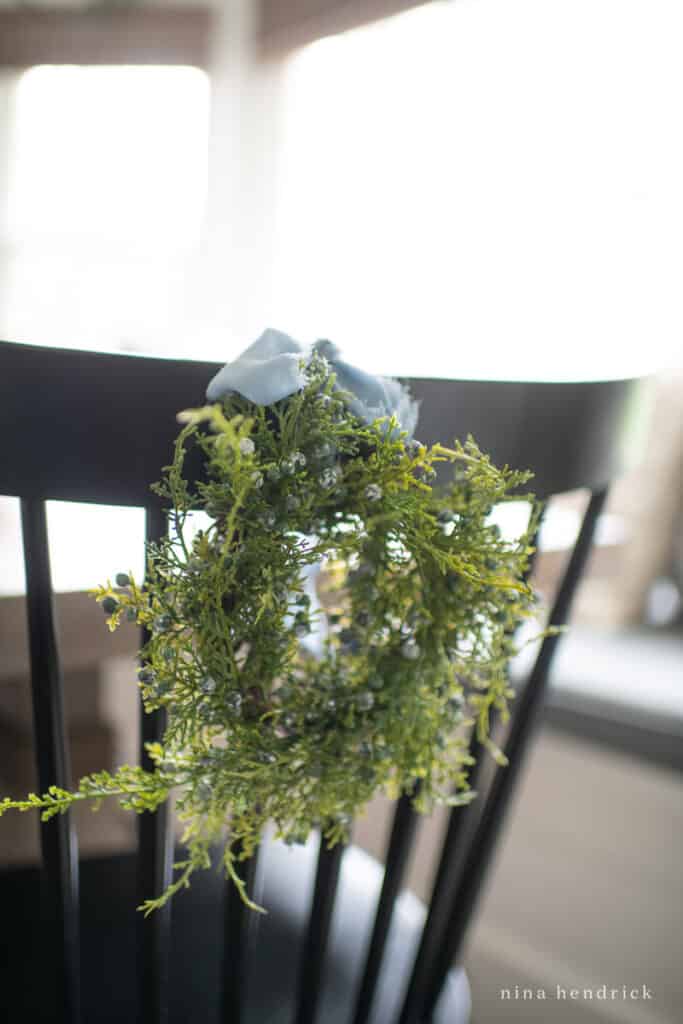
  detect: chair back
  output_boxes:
[0,340,649,1024]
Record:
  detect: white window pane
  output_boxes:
[2,65,210,354]
[272,0,683,380]
[8,65,209,245]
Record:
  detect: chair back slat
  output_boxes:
[222,849,262,1022]
[137,504,174,1024]
[397,748,487,1024]
[396,514,544,1024]
[417,487,609,1020]
[351,792,420,1024]
[294,836,345,1024]
[20,497,81,1024]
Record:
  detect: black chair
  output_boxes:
[0,340,648,1024]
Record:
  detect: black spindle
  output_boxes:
[137,504,174,1024]
[20,498,81,1024]
[397,743,487,1024]
[351,792,420,1024]
[222,847,263,1023]
[398,512,545,1024]
[419,488,608,1019]
[294,834,345,1024]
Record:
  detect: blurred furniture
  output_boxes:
[513,623,683,772]
[0,340,646,1024]
[0,591,137,788]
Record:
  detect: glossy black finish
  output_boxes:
[410,378,646,498]
[351,793,420,1024]
[20,498,81,1024]
[0,341,647,504]
[0,342,217,506]
[419,489,609,1020]
[0,839,470,1024]
[397,748,487,1024]
[397,517,545,1024]
[137,504,174,1024]
[295,836,345,1024]
[222,848,262,1023]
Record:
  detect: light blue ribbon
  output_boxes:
[206,328,419,438]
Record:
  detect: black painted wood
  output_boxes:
[222,848,263,1023]
[397,748,487,1024]
[418,489,609,1021]
[0,340,647,505]
[137,504,174,1024]
[294,836,345,1024]
[0,840,470,1024]
[20,498,81,1024]
[397,515,545,1024]
[1,341,646,1024]
[351,792,421,1024]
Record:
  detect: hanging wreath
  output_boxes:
[1,330,540,914]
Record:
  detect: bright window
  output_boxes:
[2,65,209,353]
[272,0,683,380]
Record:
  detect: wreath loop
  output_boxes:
[0,341,540,914]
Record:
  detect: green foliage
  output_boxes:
[1,354,542,913]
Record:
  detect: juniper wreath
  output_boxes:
[1,332,543,915]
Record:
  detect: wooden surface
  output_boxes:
[0,7,213,69]
[258,0,431,55]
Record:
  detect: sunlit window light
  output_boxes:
[272,0,683,381]
[2,65,210,353]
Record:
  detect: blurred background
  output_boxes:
[0,2,681,1022]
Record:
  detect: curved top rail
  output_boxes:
[0,341,650,504]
